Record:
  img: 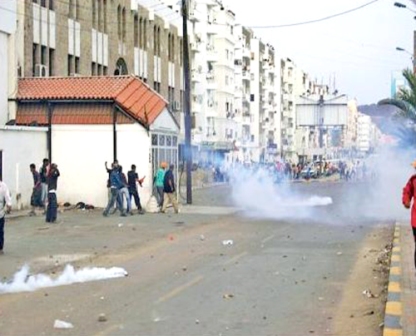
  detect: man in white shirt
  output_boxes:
[0,177,12,255]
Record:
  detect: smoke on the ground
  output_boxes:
[0,264,128,294]
[227,145,412,224]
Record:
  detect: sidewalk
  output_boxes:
[383,222,416,336]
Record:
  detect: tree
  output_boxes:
[378,68,416,147]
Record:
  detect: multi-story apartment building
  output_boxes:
[13,0,184,120]
[280,57,297,161]
[233,24,252,163]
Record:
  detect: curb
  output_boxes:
[383,223,403,336]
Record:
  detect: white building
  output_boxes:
[0,0,48,210]
[357,113,373,153]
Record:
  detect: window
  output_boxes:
[134,15,138,47]
[103,0,107,33]
[103,66,108,75]
[69,0,73,18]
[122,7,126,43]
[97,0,101,31]
[92,0,96,29]
[41,46,47,65]
[41,0,46,7]
[97,64,102,75]
[143,20,147,50]
[179,38,183,65]
[250,94,255,102]
[91,62,96,76]
[75,57,80,74]
[154,26,157,55]
[68,55,73,76]
[49,49,54,76]
[157,27,161,56]
[139,18,143,48]
[32,43,39,76]
[49,0,53,10]
[117,5,121,40]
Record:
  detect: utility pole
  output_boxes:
[182,0,192,204]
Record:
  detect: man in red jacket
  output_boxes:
[402,160,416,270]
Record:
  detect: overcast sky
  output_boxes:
[223,0,416,105]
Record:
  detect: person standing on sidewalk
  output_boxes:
[128,164,145,215]
[154,162,167,208]
[29,163,43,216]
[161,164,179,214]
[103,162,126,217]
[402,160,416,270]
[0,175,12,255]
[39,158,49,208]
[46,163,60,223]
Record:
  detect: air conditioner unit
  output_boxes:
[35,64,48,77]
[173,101,181,111]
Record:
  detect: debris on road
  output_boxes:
[195,319,200,324]
[363,310,375,316]
[54,320,74,329]
[362,289,378,298]
[222,240,233,246]
[223,293,234,299]
[118,223,124,228]
[337,252,343,256]
[200,234,205,241]
[98,313,108,322]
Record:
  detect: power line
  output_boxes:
[249,0,381,29]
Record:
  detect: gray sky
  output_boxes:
[223,0,416,105]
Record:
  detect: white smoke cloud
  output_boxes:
[0,264,128,294]
[229,165,333,220]
[228,145,413,224]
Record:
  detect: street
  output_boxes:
[0,182,393,336]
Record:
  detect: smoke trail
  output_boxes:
[0,264,128,294]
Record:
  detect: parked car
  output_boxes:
[300,165,318,179]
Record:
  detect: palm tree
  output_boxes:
[378,68,416,146]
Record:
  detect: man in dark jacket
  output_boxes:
[161,164,179,214]
[103,162,126,217]
[46,163,60,223]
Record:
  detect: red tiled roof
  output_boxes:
[16,103,133,125]
[16,76,168,126]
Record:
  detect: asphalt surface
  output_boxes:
[0,181,395,336]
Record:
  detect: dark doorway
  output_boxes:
[114,58,128,75]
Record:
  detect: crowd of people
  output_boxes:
[103,160,179,217]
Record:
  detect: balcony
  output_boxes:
[206,49,218,62]
[206,78,217,90]
[242,70,250,82]
[190,41,201,52]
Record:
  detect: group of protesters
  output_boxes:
[29,158,60,223]
[103,160,179,217]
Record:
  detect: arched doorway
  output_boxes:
[114,58,128,75]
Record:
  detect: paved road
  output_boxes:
[0,182,394,336]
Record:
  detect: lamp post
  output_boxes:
[182,0,192,204]
[394,2,416,73]
[396,46,416,73]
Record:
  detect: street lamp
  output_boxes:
[394,1,416,18]
[396,46,416,73]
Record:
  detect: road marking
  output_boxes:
[223,251,248,266]
[383,328,403,336]
[391,254,401,262]
[261,234,275,244]
[388,281,401,293]
[155,275,204,304]
[390,267,401,275]
[386,301,403,316]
